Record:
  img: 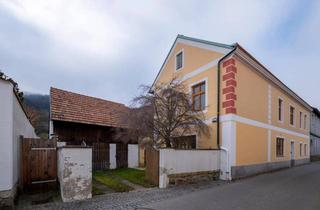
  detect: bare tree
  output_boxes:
[24,105,40,126]
[129,78,208,148]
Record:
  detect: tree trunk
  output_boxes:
[165,138,171,148]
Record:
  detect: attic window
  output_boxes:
[176,51,183,70]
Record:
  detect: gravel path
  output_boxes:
[21,181,226,210]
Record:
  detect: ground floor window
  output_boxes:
[304,144,307,156]
[172,135,196,149]
[276,137,284,157]
[300,143,302,156]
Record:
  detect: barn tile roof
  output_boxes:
[50,87,129,128]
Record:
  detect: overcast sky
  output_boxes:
[0,0,319,107]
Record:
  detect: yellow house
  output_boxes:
[152,35,312,180]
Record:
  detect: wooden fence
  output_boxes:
[145,146,159,186]
[93,143,110,170]
[20,138,57,192]
[116,143,128,168]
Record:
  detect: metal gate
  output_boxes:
[20,138,57,192]
[93,143,110,170]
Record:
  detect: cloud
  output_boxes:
[1,0,128,59]
[0,0,319,106]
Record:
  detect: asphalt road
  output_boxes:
[145,162,320,210]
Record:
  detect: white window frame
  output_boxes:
[278,97,284,123]
[276,136,285,158]
[175,49,184,71]
[289,104,296,127]
[189,77,208,113]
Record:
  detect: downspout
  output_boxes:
[217,45,237,149]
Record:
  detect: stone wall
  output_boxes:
[57,146,92,202]
[168,171,220,186]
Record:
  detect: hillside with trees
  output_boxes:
[23,93,50,138]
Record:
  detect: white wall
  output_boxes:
[220,120,237,180]
[0,80,14,192]
[57,147,92,202]
[0,79,37,193]
[159,149,220,188]
[109,144,116,169]
[12,92,37,187]
[128,144,139,168]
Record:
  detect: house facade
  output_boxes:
[0,73,37,207]
[152,35,311,180]
[310,107,320,159]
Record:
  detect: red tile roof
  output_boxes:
[50,87,129,128]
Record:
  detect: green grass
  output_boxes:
[109,168,155,188]
[92,186,105,196]
[93,171,133,192]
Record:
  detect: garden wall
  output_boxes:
[159,149,220,188]
[57,146,92,202]
[128,144,139,168]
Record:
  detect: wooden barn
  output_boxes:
[49,87,139,170]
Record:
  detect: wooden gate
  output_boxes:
[116,143,128,168]
[145,146,159,186]
[21,138,57,192]
[93,143,110,170]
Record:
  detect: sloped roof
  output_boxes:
[50,87,129,128]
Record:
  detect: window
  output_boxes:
[304,144,307,156]
[172,135,196,149]
[304,114,307,129]
[176,51,183,70]
[276,137,284,157]
[278,98,283,121]
[299,111,302,128]
[192,82,206,111]
[300,143,302,156]
[290,106,295,126]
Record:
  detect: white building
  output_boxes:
[0,73,37,207]
[311,107,320,158]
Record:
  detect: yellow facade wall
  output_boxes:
[232,60,269,123]
[234,57,310,166]
[156,43,223,85]
[153,38,310,165]
[236,122,268,165]
[271,87,309,135]
[271,131,309,162]
[155,42,223,149]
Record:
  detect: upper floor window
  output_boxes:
[276,137,284,157]
[299,111,302,128]
[192,82,206,111]
[176,51,183,70]
[304,114,307,129]
[278,98,283,121]
[290,106,295,126]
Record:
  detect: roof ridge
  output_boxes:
[50,87,126,107]
[177,34,234,49]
